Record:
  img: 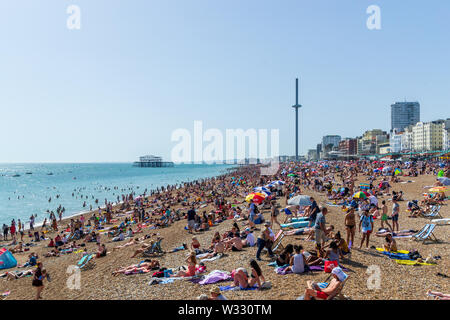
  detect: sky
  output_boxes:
[0,0,449,162]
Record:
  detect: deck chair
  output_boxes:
[271,230,285,254]
[422,206,442,218]
[77,254,95,270]
[413,224,439,243]
[297,276,349,300]
[431,218,450,226]
[142,239,164,257]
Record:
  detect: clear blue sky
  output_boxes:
[0,0,449,162]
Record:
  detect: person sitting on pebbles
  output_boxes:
[303,266,347,300]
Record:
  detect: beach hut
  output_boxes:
[0,248,17,270]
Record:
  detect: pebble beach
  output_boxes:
[1,162,449,300]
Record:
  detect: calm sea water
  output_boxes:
[0,163,232,227]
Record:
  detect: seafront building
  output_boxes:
[391,101,420,132]
[411,120,445,152]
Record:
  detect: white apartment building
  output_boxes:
[412,120,444,152]
[400,126,413,151]
[390,129,403,153]
[443,119,450,150]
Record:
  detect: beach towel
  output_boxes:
[376,248,411,260]
[274,265,291,275]
[376,248,409,254]
[281,221,309,229]
[200,254,223,263]
[148,276,195,285]
[326,202,342,207]
[198,270,231,285]
[394,259,436,266]
[219,285,258,291]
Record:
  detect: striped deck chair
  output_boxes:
[413,224,439,243]
[271,230,285,254]
[424,205,442,219]
[77,254,95,270]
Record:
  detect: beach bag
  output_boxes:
[324,260,338,273]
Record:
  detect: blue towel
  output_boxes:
[381,251,410,260]
[219,285,258,291]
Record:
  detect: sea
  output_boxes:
[0,163,233,227]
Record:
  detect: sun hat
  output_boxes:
[331,266,348,282]
[210,286,221,295]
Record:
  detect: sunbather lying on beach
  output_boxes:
[112,260,160,276]
[375,229,417,238]
[44,249,60,257]
[0,269,34,280]
[427,290,450,300]
[113,238,140,251]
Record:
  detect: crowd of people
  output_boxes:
[0,158,448,300]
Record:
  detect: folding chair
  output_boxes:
[271,230,285,254]
[77,254,95,270]
[413,224,439,243]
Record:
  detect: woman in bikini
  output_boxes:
[112,260,160,276]
[173,252,197,277]
[233,260,266,290]
[344,207,356,248]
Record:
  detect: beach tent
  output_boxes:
[0,248,17,270]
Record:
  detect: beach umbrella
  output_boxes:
[359,183,370,189]
[373,169,380,173]
[437,170,445,177]
[437,177,450,186]
[245,193,266,204]
[287,195,312,207]
[270,180,285,186]
[287,173,298,177]
[394,169,402,176]
[253,186,271,193]
[428,187,447,193]
[353,191,367,199]
[362,191,370,197]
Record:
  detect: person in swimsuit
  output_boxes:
[303,266,347,300]
[270,201,281,229]
[344,207,356,248]
[380,200,393,231]
[383,233,397,252]
[232,260,266,290]
[173,252,197,277]
[32,262,46,300]
[359,210,374,249]
[190,237,201,254]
